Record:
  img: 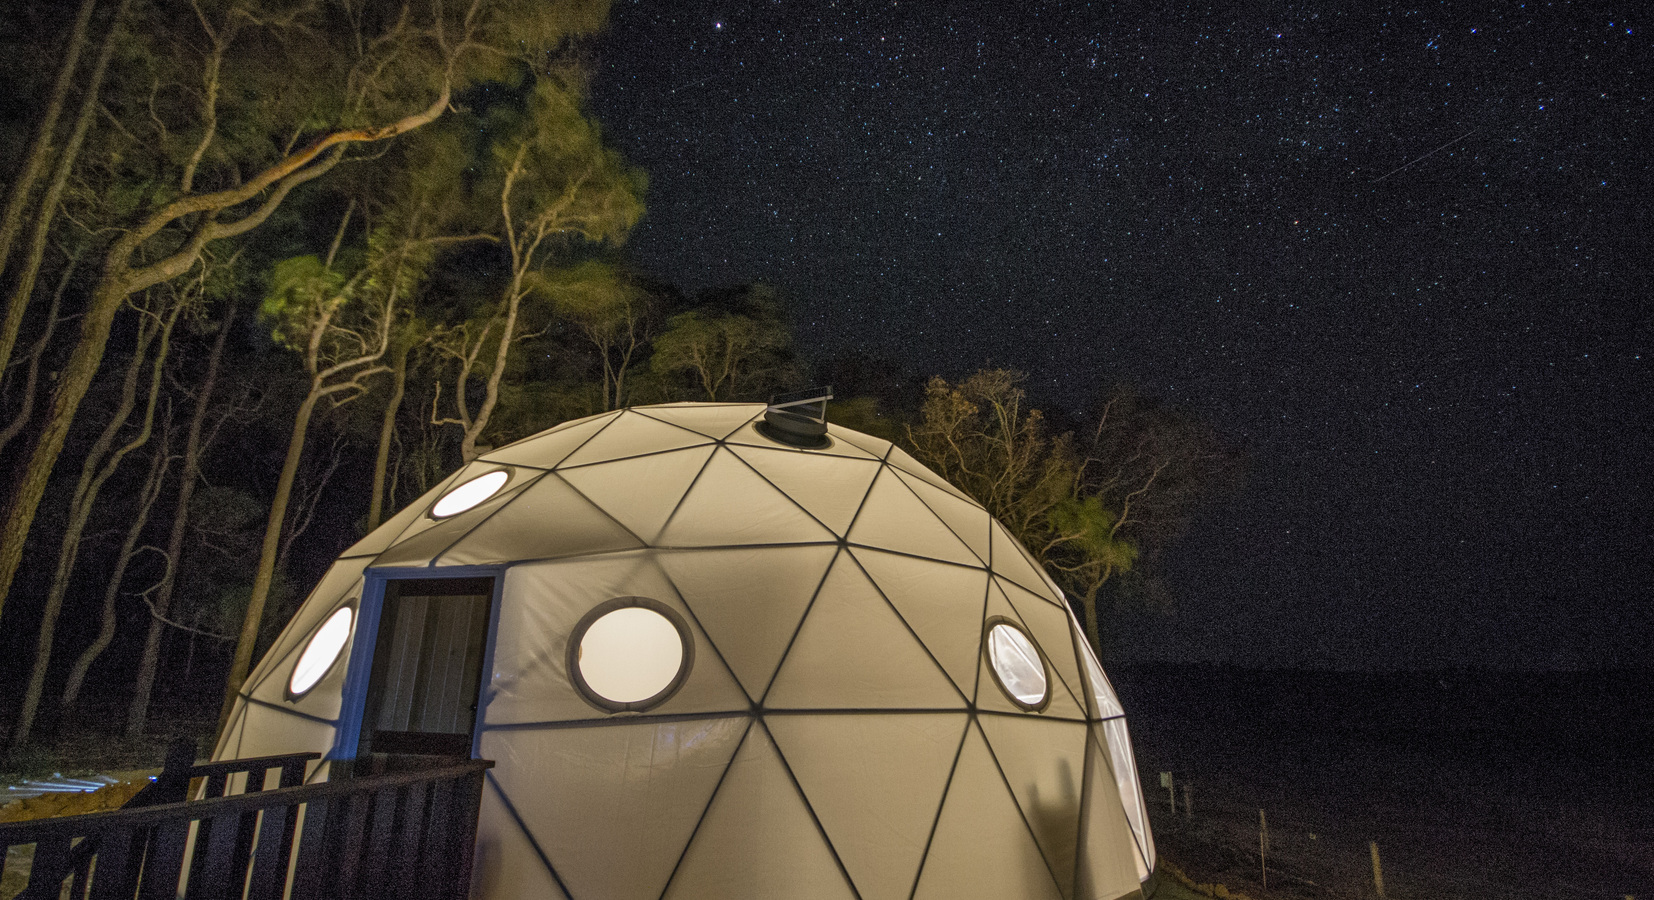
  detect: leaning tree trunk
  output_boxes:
[0,75,451,624]
[126,302,233,735]
[217,386,321,731]
[61,424,173,709]
[0,0,99,374]
[0,252,76,454]
[10,300,175,750]
[367,339,412,531]
[0,0,127,381]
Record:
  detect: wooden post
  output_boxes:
[1184,782,1193,818]
[1259,809,1269,892]
[1370,841,1386,899]
[1160,772,1174,812]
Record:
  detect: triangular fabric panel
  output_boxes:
[369,474,540,568]
[245,558,369,695]
[437,472,644,566]
[884,445,978,505]
[558,446,714,545]
[849,548,988,701]
[656,448,837,548]
[1079,631,1126,720]
[482,554,750,726]
[663,724,856,900]
[912,722,1065,900]
[339,470,465,559]
[1075,731,1147,898]
[977,714,1090,898]
[559,409,715,468]
[998,578,1090,720]
[728,446,883,537]
[891,467,993,564]
[659,545,839,701]
[1098,717,1154,873]
[847,466,981,566]
[989,517,1066,604]
[767,713,967,900]
[479,411,619,469]
[473,783,573,900]
[477,718,748,900]
[975,583,1086,720]
[632,403,762,441]
[724,423,883,462]
[766,555,965,710]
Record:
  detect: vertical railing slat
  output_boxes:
[87,826,137,900]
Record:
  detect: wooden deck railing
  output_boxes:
[0,750,491,900]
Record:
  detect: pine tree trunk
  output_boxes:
[10,301,172,750]
[126,303,233,735]
[0,0,128,379]
[62,429,172,709]
[0,0,98,373]
[367,341,411,531]
[218,387,321,732]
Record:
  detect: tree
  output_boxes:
[220,217,427,727]
[433,75,643,460]
[906,369,1230,655]
[0,0,612,626]
[551,261,656,411]
[650,284,798,401]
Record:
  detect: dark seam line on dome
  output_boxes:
[367,470,467,552]
[489,540,842,569]
[554,438,718,472]
[1064,614,1098,718]
[759,719,866,900]
[484,771,576,898]
[241,695,339,726]
[995,583,1088,715]
[842,538,982,571]
[971,568,991,708]
[905,713,972,900]
[631,406,760,442]
[990,531,1066,606]
[722,450,844,539]
[838,463,892,546]
[383,477,531,566]
[757,547,842,705]
[973,718,1070,894]
[547,410,624,468]
[1073,713,1098,894]
[886,453,979,505]
[963,708,1089,724]
[827,427,896,461]
[658,571,755,707]
[1090,727,1153,870]
[882,467,989,568]
[481,710,752,731]
[887,468,991,567]
[655,718,756,900]
[757,708,975,717]
[844,551,972,706]
[427,474,544,565]
[553,470,656,548]
[650,446,722,544]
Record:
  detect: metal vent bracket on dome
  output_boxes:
[759,387,834,448]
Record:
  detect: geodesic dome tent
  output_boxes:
[218,402,1157,900]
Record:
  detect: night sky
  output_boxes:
[585,1,1651,671]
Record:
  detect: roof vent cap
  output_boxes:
[759,388,833,449]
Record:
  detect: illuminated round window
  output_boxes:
[568,598,692,712]
[288,606,354,698]
[986,619,1048,710]
[430,469,510,518]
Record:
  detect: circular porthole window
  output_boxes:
[430,469,510,519]
[288,605,354,698]
[985,619,1048,711]
[568,598,693,712]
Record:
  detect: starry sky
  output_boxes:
[586,0,1651,671]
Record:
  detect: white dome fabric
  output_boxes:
[219,403,1156,900]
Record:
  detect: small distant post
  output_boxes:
[1183,781,1194,818]
[1259,809,1269,892]
[1159,772,1174,812]
[1370,841,1387,899]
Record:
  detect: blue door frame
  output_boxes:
[331,565,509,762]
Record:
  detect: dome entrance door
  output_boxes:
[355,576,494,769]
